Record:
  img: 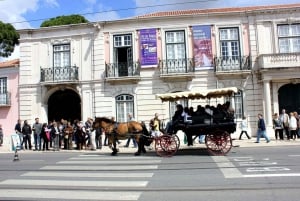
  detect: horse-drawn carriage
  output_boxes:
[156,87,238,156]
[93,87,237,157]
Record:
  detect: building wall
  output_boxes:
[0,66,19,138]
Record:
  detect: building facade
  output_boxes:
[0,59,19,140]
[17,3,300,138]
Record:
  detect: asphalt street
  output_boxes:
[0,140,300,201]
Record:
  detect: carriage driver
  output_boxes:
[149,113,162,137]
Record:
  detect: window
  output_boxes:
[0,77,7,105]
[219,28,240,59]
[116,94,134,122]
[225,90,243,119]
[165,31,186,60]
[112,35,133,77]
[53,44,70,67]
[114,35,132,47]
[278,24,300,53]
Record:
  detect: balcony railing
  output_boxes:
[159,58,195,75]
[40,66,79,82]
[0,92,11,106]
[105,61,140,78]
[258,53,300,69]
[214,56,250,72]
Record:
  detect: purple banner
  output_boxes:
[140,29,157,66]
[192,25,213,69]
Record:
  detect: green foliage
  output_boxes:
[0,21,19,58]
[40,14,89,27]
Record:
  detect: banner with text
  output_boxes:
[140,29,158,67]
[192,25,213,70]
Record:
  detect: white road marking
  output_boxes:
[0,189,140,200]
[57,160,161,164]
[0,179,147,187]
[211,156,243,178]
[244,173,300,177]
[22,172,153,178]
[246,167,290,172]
[238,161,277,166]
[40,165,158,170]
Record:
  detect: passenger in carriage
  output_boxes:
[165,104,184,134]
[183,107,192,124]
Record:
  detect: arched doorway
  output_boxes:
[278,83,300,114]
[48,89,81,122]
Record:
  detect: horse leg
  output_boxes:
[111,138,118,156]
[135,137,146,156]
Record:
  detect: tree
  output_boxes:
[0,21,19,58]
[40,14,89,27]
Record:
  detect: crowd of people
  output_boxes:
[14,117,102,151]
[273,109,300,141]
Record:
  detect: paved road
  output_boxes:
[0,142,300,201]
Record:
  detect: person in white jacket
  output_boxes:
[239,116,251,140]
[289,112,297,140]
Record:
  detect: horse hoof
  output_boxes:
[134,152,141,156]
[111,152,117,156]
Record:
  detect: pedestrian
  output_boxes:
[95,125,102,149]
[64,121,74,150]
[239,116,251,140]
[40,123,50,151]
[280,109,290,140]
[289,112,297,140]
[124,113,137,148]
[273,113,284,140]
[15,119,23,149]
[149,113,162,137]
[0,124,3,146]
[32,117,42,151]
[22,120,32,150]
[51,121,60,151]
[255,113,270,143]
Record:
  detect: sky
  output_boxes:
[0,0,300,61]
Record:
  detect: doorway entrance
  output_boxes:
[278,83,300,114]
[48,89,81,122]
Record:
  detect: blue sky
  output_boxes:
[0,0,300,61]
[1,0,300,29]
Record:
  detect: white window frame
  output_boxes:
[278,24,300,53]
[53,44,71,67]
[115,94,134,122]
[0,77,8,105]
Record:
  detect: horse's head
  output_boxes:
[93,117,114,133]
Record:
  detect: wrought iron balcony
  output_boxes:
[105,61,140,78]
[214,56,250,72]
[0,92,11,106]
[258,53,300,69]
[159,58,195,75]
[40,66,79,82]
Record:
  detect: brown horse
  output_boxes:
[93,117,150,155]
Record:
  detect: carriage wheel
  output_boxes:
[205,131,232,156]
[172,134,180,149]
[155,134,178,157]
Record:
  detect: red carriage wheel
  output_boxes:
[155,134,178,157]
[205,131,232,156]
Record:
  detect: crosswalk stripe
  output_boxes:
[70,156,157,160]
[57,160,161,164]
[22,172,153,178]
[0,179,148,187]
[211,156,243,178]
[40,165,158,170]
[0,189,141,200]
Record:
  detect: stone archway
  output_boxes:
[278,83,300,114]
[48,89,81,122]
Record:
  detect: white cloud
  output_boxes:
[45,0,59,8]
[82,1,121,22]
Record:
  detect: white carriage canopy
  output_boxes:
[156,87,239,102]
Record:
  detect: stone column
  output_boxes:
[263,79,272,127]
